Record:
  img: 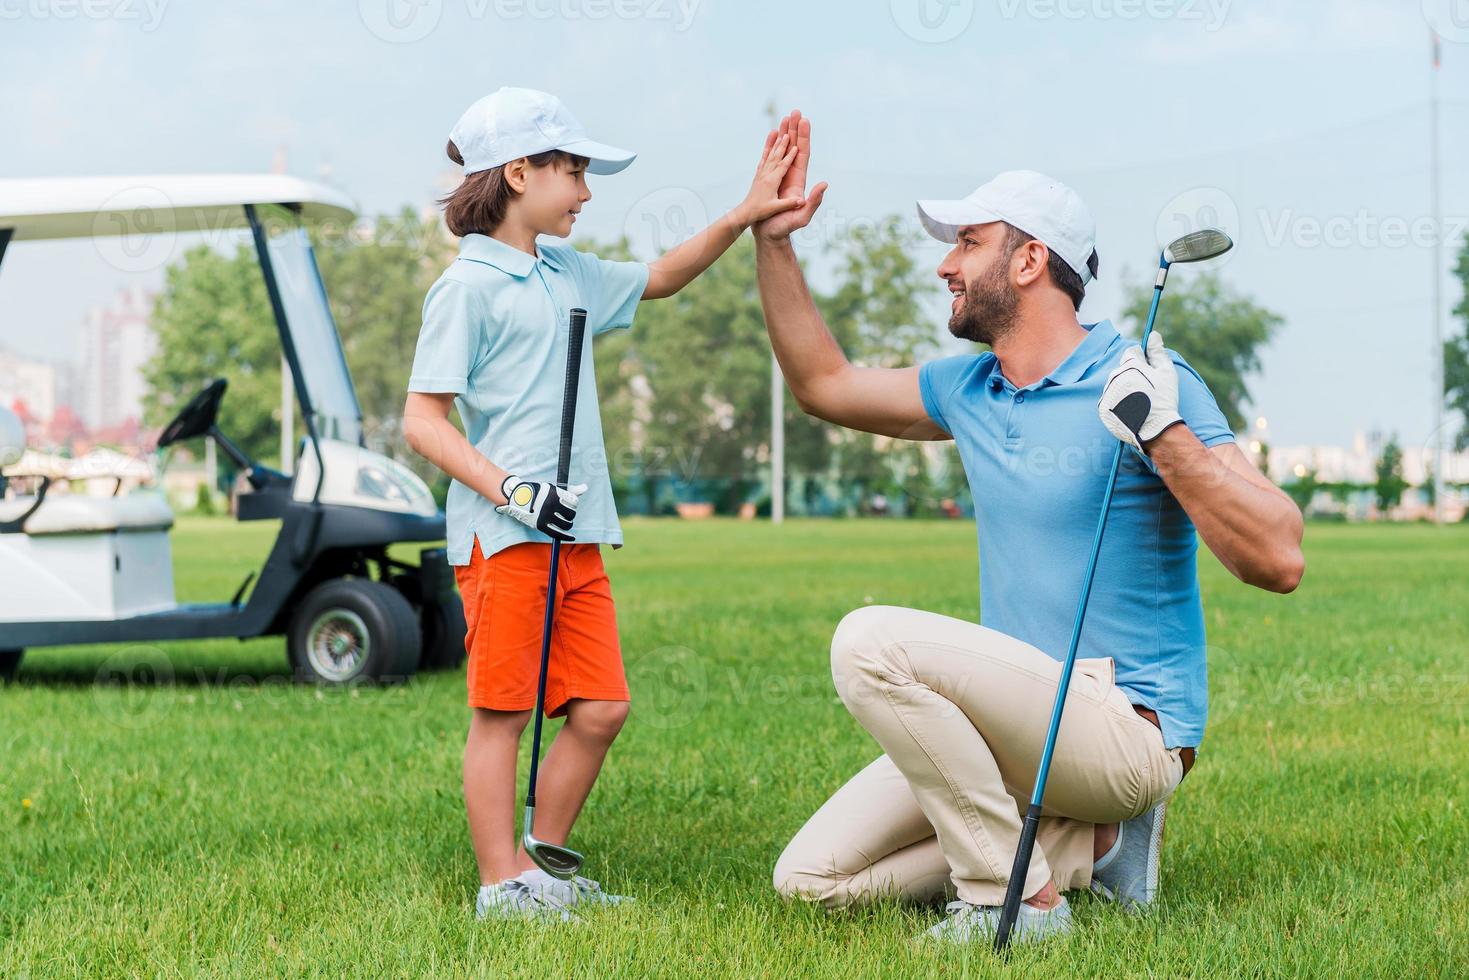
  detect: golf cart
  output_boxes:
[0,175,464,684]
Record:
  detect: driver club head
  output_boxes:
[1164,228,1233,264]
[522,807,583,880]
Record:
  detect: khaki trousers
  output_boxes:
[774,605,1186,907]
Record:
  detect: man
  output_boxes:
[756,111,1304,945]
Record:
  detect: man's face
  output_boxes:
[937,222,1019,345]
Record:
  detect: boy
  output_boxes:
[402,87,801,920]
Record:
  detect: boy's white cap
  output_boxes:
[449,87,636,176]
[917,170,1098,284]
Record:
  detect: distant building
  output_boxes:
[0,348,57,423]
[77,286,156,433]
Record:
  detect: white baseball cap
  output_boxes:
[449,87,636,177]
[917,170,1099,284]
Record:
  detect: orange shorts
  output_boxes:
[454,538,628,716]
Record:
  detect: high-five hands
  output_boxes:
[753,110,828,242]
[737,129,805,227]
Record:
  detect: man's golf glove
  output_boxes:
[496,476,587,543]
[1098,331,1183,456]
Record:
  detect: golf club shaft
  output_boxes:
[525,307,589,810]
[994,258,1171,952]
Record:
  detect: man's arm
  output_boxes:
[1145,426,1305,594]
[750,110,945,441]
[754,236,946,440]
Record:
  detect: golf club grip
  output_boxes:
[993,804,1043,952]
[555,308,589,486]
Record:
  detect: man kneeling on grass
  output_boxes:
[755,112,1305,945]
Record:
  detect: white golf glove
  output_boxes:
[1098,331,1183,455]
[495,475,588,543]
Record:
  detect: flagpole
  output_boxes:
[1430,29,1445,524]
[766,99,785,525]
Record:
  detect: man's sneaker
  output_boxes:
[1091,800,1167,910]
[920,898,1073,945]
[475,879,576,922]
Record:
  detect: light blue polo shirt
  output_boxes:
[918,320,1235,749]
[407,233,648,565]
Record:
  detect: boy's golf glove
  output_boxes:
[496,476,587,542]
[1098,331,1182,456]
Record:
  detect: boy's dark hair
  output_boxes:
[1001,223,1099,312]
[438,141,591,238]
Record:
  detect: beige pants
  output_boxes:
[774,605,1186,907]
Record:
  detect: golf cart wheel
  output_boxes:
[418,593,467,672]
[0,649,22,683]
[287,579,420,685]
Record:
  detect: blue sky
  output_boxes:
[2,0,1467,451]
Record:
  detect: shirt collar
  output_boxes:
[458,233,538,278]
[1044,319,1120,386]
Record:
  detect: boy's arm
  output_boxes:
[642,129,801,300]
[404,392,585,541]
[403,392,510,505]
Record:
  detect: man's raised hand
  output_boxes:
[754,109,828,243]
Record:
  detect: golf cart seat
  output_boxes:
[0,491,174,536]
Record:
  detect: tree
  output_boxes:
[142,243,281,465]
[1284,462,1318,513]
[1120,271,1282,433]
[1374,436,1408,516]
[1445,233,1469,451]
[312,208,457,444]
[817,219,940,508]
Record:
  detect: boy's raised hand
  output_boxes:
[754,110,828,243]
[736,128,804,227]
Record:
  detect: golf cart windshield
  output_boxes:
[251,205,363,446]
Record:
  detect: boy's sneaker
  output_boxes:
[920,898,1073,945]
[475,879,575,922]
[520,869,633,908]
[1090,800,1167,910]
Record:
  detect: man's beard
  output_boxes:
[948,261,1018,345]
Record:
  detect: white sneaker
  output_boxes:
[520,869,633,908]
[475,879,576,922]
[920,898,1073,945]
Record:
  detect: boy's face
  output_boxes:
[520,159,591,238]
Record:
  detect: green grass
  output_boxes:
[3,517,1467,977]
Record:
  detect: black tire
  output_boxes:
[0,649,22,683]
[418,593,467,672]
[286,579,421,685]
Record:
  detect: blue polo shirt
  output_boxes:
[918,320,1234,749]
[407,233,648,565]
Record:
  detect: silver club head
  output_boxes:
[1165,228,1233,264]
[523,806,583,880]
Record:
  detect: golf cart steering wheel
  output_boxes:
[157,378,228,449]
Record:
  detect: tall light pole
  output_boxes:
[1430,29,1445,523]
[766,100,785,523]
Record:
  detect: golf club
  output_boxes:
[993,229,1234,952]
[521,306,590,881]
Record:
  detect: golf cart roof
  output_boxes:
[0,174,357,242]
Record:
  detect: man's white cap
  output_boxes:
[917,170,1098,284]
[449,87,636,177]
